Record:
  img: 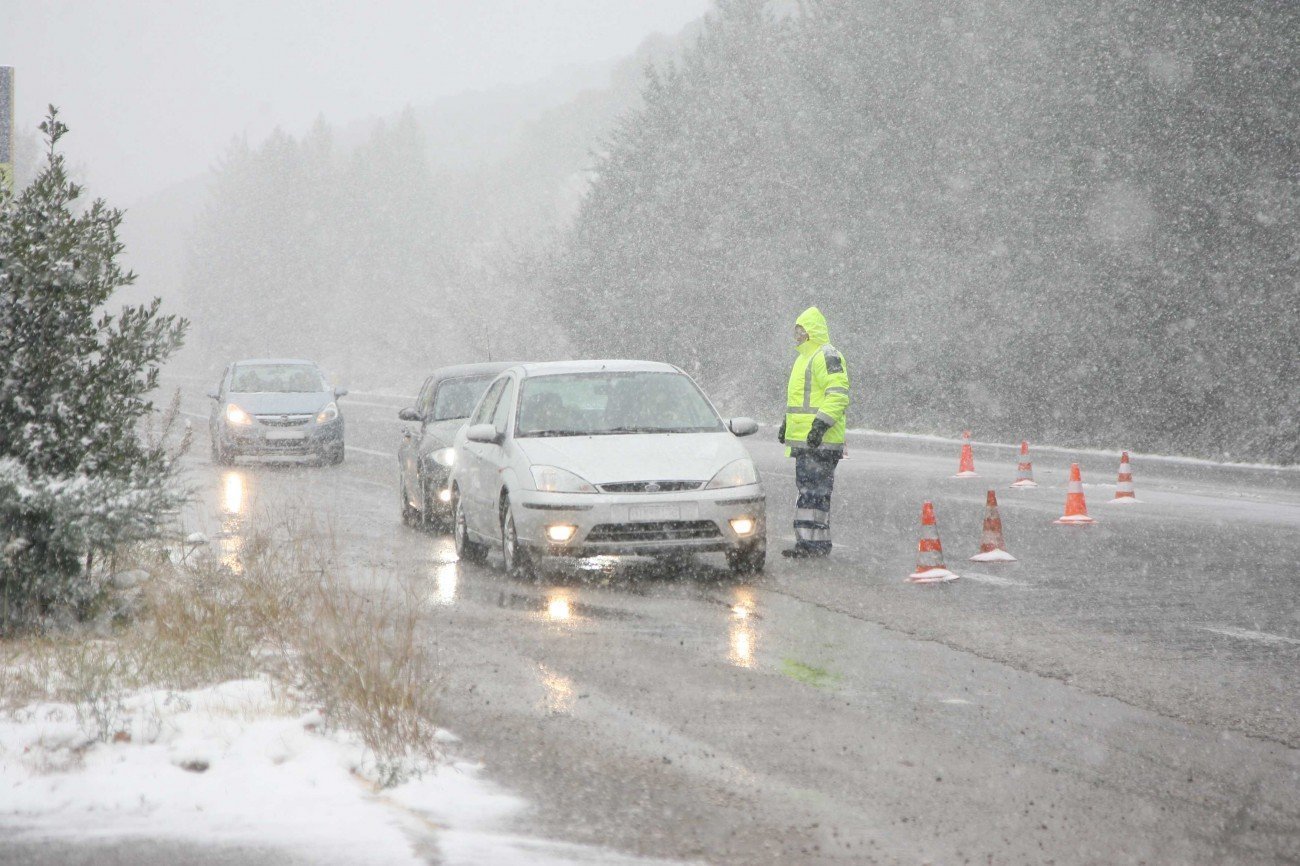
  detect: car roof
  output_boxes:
[513,360,682,378]
[426,362,515,384]
[232,358,319,367]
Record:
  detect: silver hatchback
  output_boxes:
[449,360,766,577]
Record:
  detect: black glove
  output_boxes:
[777,420,787,444]
[807,418,830,449]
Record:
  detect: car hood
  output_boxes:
[226,392,333,415]
[515,432,749,486]
[425,418,469,446]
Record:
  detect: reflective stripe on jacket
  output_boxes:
[785,306,850,453]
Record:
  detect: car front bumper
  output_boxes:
[221,418,344,457]
[512,484,766,557]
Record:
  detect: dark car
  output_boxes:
[398,362,511,528]
[208,359,347,465]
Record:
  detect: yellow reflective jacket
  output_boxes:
[785,306,850,453]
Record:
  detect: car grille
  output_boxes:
[585,521,722,543]
[597,481,704,493]
[254,414,313,427]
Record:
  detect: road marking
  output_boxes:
[940,698,973,705]
[1200,627,1300,646]
[346,445,397,459]
[960,571,1029,588]
[773,534,857,553]
[179,410,208,421]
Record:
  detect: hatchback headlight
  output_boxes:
[705,458,759,489]
[530,465,597,494]
[431,447,456,467]
[316,402,339,424]
[225,404,252,426]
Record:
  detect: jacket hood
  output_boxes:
[796,306,830,347]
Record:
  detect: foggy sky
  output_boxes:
[0,0,711,206]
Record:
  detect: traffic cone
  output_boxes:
[1054,463,1096,525]
[970,490,1017,561]
[908,501,960,583]
[1010,440,1038,488]
[1107,451,1140,504]
[952,431,978,478]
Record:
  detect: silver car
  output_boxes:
[449,360,766,577]
[207,359,347,465]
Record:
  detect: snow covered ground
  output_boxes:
[0,679,692,865]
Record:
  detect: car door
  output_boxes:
[475,375,517,531]
[400,377,433,506]
[461,377,508,535]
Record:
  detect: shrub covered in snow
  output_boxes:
[0,109,188,629]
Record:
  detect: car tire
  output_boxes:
[212,436,233,466]
[453,489,488,564]
[418,476,447,532]
[727,542,766,576]
[500,498,537,581]
[326,444,345,466]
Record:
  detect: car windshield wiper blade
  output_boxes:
[602,426,686,434]
[523,429,589,437]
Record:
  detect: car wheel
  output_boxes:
[453,489,488,564]
[418,476,447,532]
[727,542,766,576]
[500,498,537,580]
[212,436,233,466]
[326,444,345,466]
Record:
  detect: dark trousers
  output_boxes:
[793,450,840,552]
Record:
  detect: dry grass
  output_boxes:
[0,510,442,785]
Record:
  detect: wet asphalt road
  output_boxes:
[17,382,1300,865]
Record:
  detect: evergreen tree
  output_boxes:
[0,108,188,627]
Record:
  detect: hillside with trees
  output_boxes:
[547,0,1298,462]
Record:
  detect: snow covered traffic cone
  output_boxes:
[952,431,978,478]
[1010,440,1038,488]
[970,490,1017,562]
[1054,463,1096,525]
[1107,451,1140,504]
[908,501,960,583]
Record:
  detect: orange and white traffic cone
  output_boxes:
[1107,451,1140,504]
[1054,463,1096,525]
[1010,440,1037,488]
[952,431,978,478]
[908,501,960,583]
[970,490,1017,562]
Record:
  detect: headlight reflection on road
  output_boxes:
[538,663,575,715]
[433,562,458,606]
[546,592,572,622]
[222,471,245,515]
[728,587,758,668]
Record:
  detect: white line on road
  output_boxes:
[179,410,208,421]
[345,445,397,459]
[773,534,858,553]
[1199,627,1300,646]
[960,571,1029,588]
[342,399,412,411]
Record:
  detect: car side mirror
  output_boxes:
[206,388,219,401]
[334,388,349,398]
[466,423,501,445]
[398,407,421,422]
[727,417,759,437]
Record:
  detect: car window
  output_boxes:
[470,379,507,427]
[432,375,496,422]
[416,378,435,419]
[491,379,514,433]
[231,364,326,393]
[516,371,724,437]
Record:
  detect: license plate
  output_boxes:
[265,429,305,441]
[629,503,680,522]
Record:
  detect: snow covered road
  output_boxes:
[21,385,1296,865]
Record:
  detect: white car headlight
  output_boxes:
[316,401,339,424]
[431,447,456,467]
[530,465,597,494]
[705,458,759,489]
[225,403,252,426]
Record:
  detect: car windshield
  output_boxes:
[432,375,495,421]
[231,364,326,393]
[516,371,724,437]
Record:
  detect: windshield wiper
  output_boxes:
[522,429,589,438]
[603,426,687,434]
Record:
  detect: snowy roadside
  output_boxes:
[0,514,695,865]
[0,678,684,865]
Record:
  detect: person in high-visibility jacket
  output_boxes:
[777,306,850,557]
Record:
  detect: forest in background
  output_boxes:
[547,0,1297,462]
